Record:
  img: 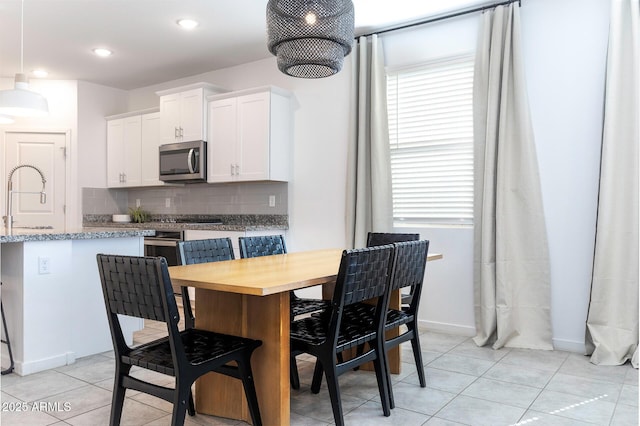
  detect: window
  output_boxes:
[387,55,474,225]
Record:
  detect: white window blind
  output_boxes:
[387,55,474,225]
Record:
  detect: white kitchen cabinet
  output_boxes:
[107,115,141,187]
[207,86,291,183]
[106,109,161,188]
[141,112,162,186]
[157,83,226,145]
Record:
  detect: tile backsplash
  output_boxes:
[82,182,288,216]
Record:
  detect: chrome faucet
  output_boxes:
[3,164,47,232]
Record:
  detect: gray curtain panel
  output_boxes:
[586,0,639,368]
[472,4,553,350]
[346,35,393,248]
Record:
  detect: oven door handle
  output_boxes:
[144,239,180,247]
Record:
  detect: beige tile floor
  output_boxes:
[1,320,637,426]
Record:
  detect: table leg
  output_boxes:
[194,288,290,426]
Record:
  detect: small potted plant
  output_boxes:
[129,206,150,223]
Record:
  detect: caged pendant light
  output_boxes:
[266,0,355,79]
[0,0,49,118]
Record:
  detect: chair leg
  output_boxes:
[171,384,190,426]
[109,365,131,426]
[373,346,391,416]
[381,340,397,410]
[0,296,15,375]
[322,358,345,426]
[237,356,263,426]
[410,329,426,387]
[310,359,324,394]
[290,354,300,390]
[187,390,195,416]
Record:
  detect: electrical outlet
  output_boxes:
[136,199,141,208]
[269,195,276,207]
[38,257,51,275]
[165,198,171,208]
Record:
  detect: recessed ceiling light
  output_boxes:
[32,69,48,78]
[177,19,199,30]
[92,48,113,57]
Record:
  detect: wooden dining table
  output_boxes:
[168,248,443,426]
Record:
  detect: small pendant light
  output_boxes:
[0,0,49,118]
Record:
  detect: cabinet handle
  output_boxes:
[122,173,126,183]
[174,127,179,139]
[180,127,184,138]
[235,164,240,175]
[230,164,235,176]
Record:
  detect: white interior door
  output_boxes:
[4,132,67,230]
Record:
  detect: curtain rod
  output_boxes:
[357,0,521,39]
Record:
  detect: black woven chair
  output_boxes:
[290,245,395,426]
[343,240,430,409]
[96,254,262,426]
[239,234,331,389]
[366,232,420,307]
[176,238,235,329]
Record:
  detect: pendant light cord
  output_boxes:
[20,0,24,73]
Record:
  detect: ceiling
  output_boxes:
[0,0,489,90]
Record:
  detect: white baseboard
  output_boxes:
[419,321,587,354]
[553,338,586,354]
[6,352,73,376]
[419,319,476,337]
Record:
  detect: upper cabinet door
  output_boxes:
[159,93,181,145]
[123,115,142,187]
[107,115,142,188]
[179,88,205,142]
[207,97,238,183]
[141,112,162,186]
[107,119,125,187]
[157,83,224,145]
[236,92,270,181]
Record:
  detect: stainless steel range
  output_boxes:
[143,218,222,266]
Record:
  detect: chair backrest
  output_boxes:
[96,254,182,355]
[366,232,419,247]
[177,238,235,265]
[239,235,287,259]
[328,245,395,342]
[390,240,429,292]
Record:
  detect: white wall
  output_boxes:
[521,0,610,351]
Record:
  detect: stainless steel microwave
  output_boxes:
[159,140,207,183]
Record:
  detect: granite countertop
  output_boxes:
[83,214,289,232]
[0,227,155,243]
[91,222,287,232]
